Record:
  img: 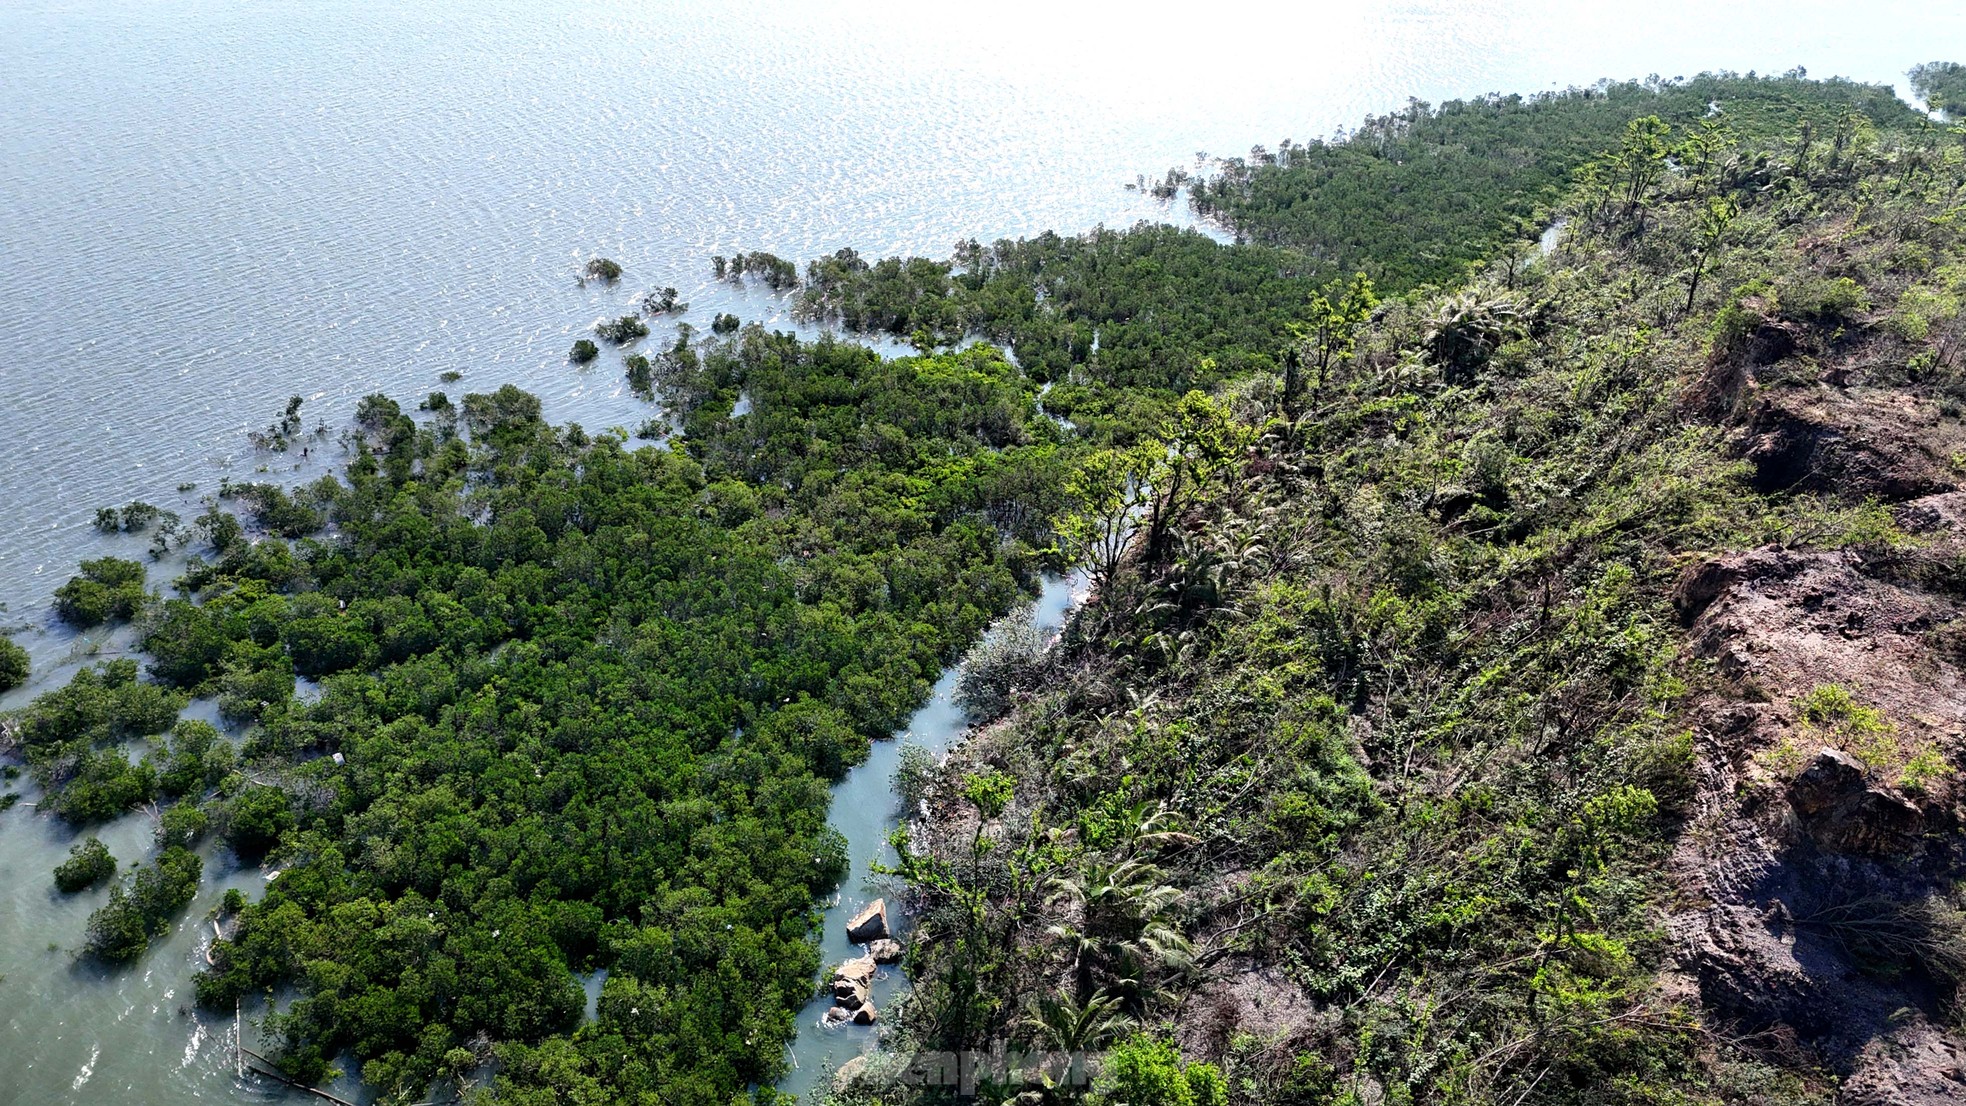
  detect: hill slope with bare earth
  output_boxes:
[874,105,1966,1105]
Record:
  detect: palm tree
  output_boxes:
[1046,857,1194,1005]
[1424,292,1518,382]
[1023,988,1135,1054]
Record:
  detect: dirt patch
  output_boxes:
[1175,965,1325,1064]
[1667,535,1966,1101]
[1739,387,1965,500]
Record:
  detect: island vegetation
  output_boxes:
[871,73,1966,1106]
[4,64,1963,1106]
[52,836,117,892]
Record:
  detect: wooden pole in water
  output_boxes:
[239,1046,360,1106]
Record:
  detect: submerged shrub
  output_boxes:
[83,846,202,962]
[640,286,685,314]
[0,636,28,693]
[597,314,649,344]
[624,353,653,396]
[52,837,117,893]
[53,557,146,627]
[584,257,622,282]
[568,338,599,364]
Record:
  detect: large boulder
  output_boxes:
[1789,748,1867,815]
[830,954,877,1009]
[846,898,889,943]
[821,1005,853,1028]
[852,1000,878,1026]
[1786,748,1924,855]
[834,1055,870,1092]
[868,938,904,964]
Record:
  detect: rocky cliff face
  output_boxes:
[1669,257,1966,1100]
[1669,539,1966,1101]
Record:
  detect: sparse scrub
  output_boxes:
[596,314,649,344]
[953,607,1046,722]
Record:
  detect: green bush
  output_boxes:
[158,801,209,849]
[8,659,184,750]
[158,719,234,798]
[583,257,622,282]
[624,353,653,396]
[953,607,1045,722]
[1776,273,1871,324]
[569,338,599,364]
[0,636,27,693]
[83,847,202,962]
[44,746,157,824]
[52,837,117,893]
[219,786,292,859]
[1910,61,1966,115]
[53,557,146,627]
[1094,1036,1228,1106]
[596,314,649,344]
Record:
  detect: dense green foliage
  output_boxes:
[797,231,1318,418]
[1911,61,1966,114]
[52,836,117,892]
[1186,71,1914,290]
[774,76,1920,456]
[53,556,147,627]
[29,338,1067,1099]
[0,636,27,693]
[83,846,202,961]
[569,338,599,364]
[11,660,184,824]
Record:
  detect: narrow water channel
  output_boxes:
[775,573,1082,1101]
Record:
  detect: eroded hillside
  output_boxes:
[873,109,1966,1105]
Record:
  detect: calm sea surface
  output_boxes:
[2,1,1959,1101]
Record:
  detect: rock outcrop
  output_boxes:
[846,898,890,944]
[834,1054,870,1091]
[1788,748,1924,855]
[823,955,880,1026]
[1740,388,1966,500]
[868,938,905,964]
[833,955,875,1004]
[1667,518,1966,1103]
